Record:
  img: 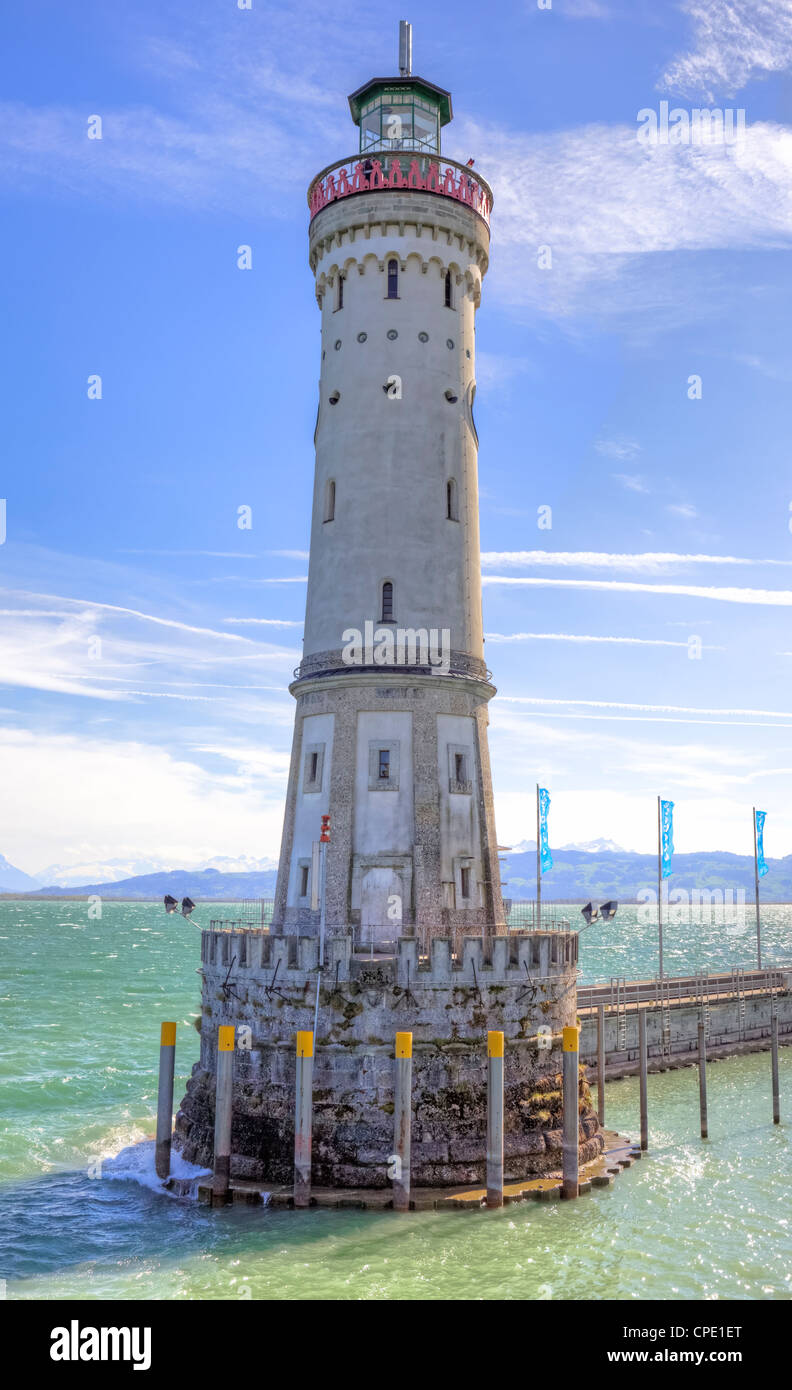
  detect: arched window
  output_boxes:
[324,479,335,522]
[387,259,398,299]
[444,270,453,308]
[446,478,458,521]
[381,580,394,621]
[336,275,344,310]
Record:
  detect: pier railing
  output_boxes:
[577,967,789,1015]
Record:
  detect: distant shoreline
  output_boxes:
[3,894,791,907]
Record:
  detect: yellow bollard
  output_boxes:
[155,1022,177,1180]
[212,1025,235,1204]
[486,1030,504,1209]
[294,1030,314,1208]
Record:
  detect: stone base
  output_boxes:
[175,1059,604,1188]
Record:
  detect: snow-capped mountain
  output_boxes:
[35,853,279,888]
[0,853,43,891]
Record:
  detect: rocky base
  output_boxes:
[174,1062,604,1188]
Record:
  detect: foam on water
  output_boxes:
[101,1139,211,1197]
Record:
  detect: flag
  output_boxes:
[756,810,769,878]
[660,799,674,879]
[538,787,553,874]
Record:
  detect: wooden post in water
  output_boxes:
[294,1030,314,1208]
[393,1031,412,1211]
[698,1020,708,1140]
[155,1021,177,1180]
[562,1025,580,1199]
[212,1024,235,1204]
[771,1013,780,1125]
[597,1003,606,1126]
[638,1008,648,1152]
[486,1030,504,1209]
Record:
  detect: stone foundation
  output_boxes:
[174,927,605,1188]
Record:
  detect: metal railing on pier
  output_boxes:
[577,966,789,1015]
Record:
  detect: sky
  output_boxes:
[1,0,792,878]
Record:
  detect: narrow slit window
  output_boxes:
[299,864,309,897]
[309,752,318,782]
[455,752,467,783]
[381,580,394,621]
[378,749,391,780]
[324,478,335,522]
[446,478,458,520]
[444,270,453,308]
[460,866,471,899]
[387,259,398,299]
[336,275,344,310]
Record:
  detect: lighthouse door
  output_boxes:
[360,866,402,954]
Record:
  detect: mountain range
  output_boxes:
[3,847,792,901]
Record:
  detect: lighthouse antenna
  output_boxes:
[398,19,412,76]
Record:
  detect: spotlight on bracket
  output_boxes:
[181,897,196,919]
[164,895,179,914]
[581,899,618,926]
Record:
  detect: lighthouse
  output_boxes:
[175,26,601,1193]
[272,22,505,946]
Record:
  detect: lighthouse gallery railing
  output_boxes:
[307,153,493,228]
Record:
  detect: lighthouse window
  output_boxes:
[299,863,309,898]
[324,479,335,522]
[460,866,471,899]
[336,275,344,310]
[446,478,458,521]
[378,749,391,780]
[444,271,453,309]
[381,581,394,621]
[387,259,399,299]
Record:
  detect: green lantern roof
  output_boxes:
[347,75,452,129]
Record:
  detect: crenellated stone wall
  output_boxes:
[174,927,604,1189]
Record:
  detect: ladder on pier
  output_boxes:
[731,967,746,1038]
[656,975,672,1058]
[695,971,711,1041]
[611,977,628,1052]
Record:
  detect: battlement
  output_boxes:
[201,927,577,988]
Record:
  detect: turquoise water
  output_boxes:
[1,899,790,1300]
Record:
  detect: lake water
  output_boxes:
[1,899,790,1300]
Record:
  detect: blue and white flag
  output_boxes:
[538,787,553,874]
[756,810,769,878]
[660,799,674,879]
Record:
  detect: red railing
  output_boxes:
[307,153,493,228]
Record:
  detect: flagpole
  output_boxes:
[753,806,762,971]
[536,783,541,929]
[657,795,663,980]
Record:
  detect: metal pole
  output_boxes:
[294,1030,313,1208]
[562,1025,579,1199]
[212,1025,235,1204]
[771,1012,780,1125]
[155,1021,177,1180]
[536,784,541,927]
[393,1032,412,1211]
[657,795,664,979]
[753,807,762,970]
[698,1019,708,1140]
[638,1008,648,1151]
[312,838,327,1037]
[486,1030,504,1209]
[596,1003,606,1126]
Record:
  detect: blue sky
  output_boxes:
[1,0,792,878]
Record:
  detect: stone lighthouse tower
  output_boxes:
[272,22,505,946]
[175,26,600,1193]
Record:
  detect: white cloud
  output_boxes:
[456,114,792,319]
[484,631,714,648]
[480,550,792,572]
[666,503,698,519]
[500,693,792,724]
[612,474,650,492]
[0,729,289,873]
[659,0,792,100]
[482,574,792,605]
[595,436,641,460]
